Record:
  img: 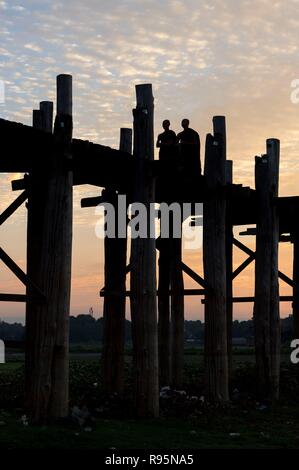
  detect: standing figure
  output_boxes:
[177,119,201,176]
[156,119,177,163]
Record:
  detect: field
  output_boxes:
[0,349,298,449]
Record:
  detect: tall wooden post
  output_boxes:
[293,230,299,338]
[213,117,233,376]
[102,128,131,395]
[26,101,53,419]
[130,84,159,417]
[32,109,43,130]
[158,237,171,386]
[25,75,73,422]
[40,101,53,133]
[254,139,280,400]
[203,118,229,402]
[225,160,233,375]
[170,224,184,388]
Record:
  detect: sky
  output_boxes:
[1,0,299,322]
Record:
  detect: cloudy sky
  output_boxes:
[1,0,299,322]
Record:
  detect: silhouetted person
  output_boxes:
[156,120,178,201]
[177,119,201,175]
[156,119,177,162]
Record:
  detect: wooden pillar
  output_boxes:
[32,109,43,130]
[203,118,229,402]
[225,160,233,375]
[102,128,131,395]
[25,75,73,422]
[213,116,233,376]
[40,101,53,133]
[170,233,184,388]
[254,139,280,401]
[26,101,53,419]
[158,237,171,386]
[293,229,299,338]
[130,84,159,417]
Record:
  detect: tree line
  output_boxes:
[0,314,293,344]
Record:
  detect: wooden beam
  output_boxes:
[202,295,292,304]
[233,237,254,256]
[81,195,103,208]
[11,177,27,191]
[0,247,45,300]
[233,296,291,303]
[232,253,255,279]
[25,75,73,422]
[0,190,28,225]
[170,235,184,388]
[101,288,207,297]
[102,128,131,395]
[278,271,295,288]
[158,237,171,387]
[225,159,233,376]
[130,84,159,417]
[180,261,207,288]
[233,237,293,287]
[32,110,42,130]
[203,117,229,403]
[254,139,280,401]
[40,101,53,133]
[292,229,299,338]
[0,293,40,303]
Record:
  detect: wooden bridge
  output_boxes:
[1,74,298,421]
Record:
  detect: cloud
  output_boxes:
[0,0,298,319]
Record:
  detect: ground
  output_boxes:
[0,349,298,449]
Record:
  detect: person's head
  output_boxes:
[162,119,170,130]
[181,119,189,130]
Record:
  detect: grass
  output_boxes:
[0,407,298,449]
[0,351,298,449]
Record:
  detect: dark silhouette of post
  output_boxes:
[293,229,299,338]
[40,101,53,133]
[203,118,229,402]
[130,84,159,417]
[25,75,73,422]
[225,159,233,375]
[254,139,280,401]
[158,237,171,386]
[102,128,131,395]
[170,234,184,388]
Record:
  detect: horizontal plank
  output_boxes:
[0,293,41,302]
[202,295,293,304]
[100,288,207,297]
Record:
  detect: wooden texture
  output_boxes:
[293,231,299,338]
[0,190,27,225]
[203,123,229,402]
[254,139,280,400]
[102,128,132,395]
[25,75,73,422]
[40,101,53,133]
[130,84,159,417]
[170,235,184,388]
[158,237,171,386]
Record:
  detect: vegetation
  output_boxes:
[0,351,298,449]
[0,314,294,344]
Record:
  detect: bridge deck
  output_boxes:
[1,118,298,234]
